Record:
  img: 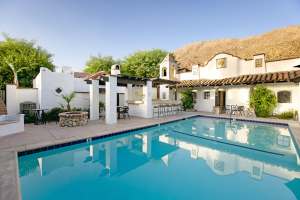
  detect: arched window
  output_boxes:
[172,68,175,77]
[162,67,167,77]
[277,91,291,103]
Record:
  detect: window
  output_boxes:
[55,88,62,94]
[216,58,226,69]
[253,166,260,176]
[54,86,64,96]
[255,58,262,68]
[172,68,175,77]
[204,92,210,99]
[277,135,290,147]
[278,91,291,103]
[162,67,167,77]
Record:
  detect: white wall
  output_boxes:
[266,58,300,73]
[200,54,240,79]
[74,78,89,92]
[16,88,38,111]
[193,87,216,112]
[38,67,75,110]
[160,84,169,100]
[263,82,298,114]
[0,114,24,137]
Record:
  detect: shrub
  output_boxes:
[179,88,194,110]
[99,101,105,113]
[248,85,277,118]
[275,109,294,119]
[72,107,82,111]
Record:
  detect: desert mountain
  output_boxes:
[172,25,300,70]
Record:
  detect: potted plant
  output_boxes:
[62,91,76,112]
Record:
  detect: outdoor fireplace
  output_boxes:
[58,111,89,127]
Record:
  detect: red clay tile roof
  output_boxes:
[74,72,90,78]
[167,70,300,88]
[84,71,109,80]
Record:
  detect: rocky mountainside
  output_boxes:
[172,25,300,69]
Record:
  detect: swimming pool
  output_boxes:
[18,117,300,200]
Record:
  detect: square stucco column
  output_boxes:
[6,84,17,115]
[105,76,117,124]
[125,84,132,106]
[143,81,152,118]
[90,80,99,120]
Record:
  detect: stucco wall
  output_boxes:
[266,58,300,73]
[263,82,298,114]
[200,54,239,79]
[74,78,89,92]
[39,67,75,110]
[16,88,38,111]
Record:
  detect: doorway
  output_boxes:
[219,91,226,112]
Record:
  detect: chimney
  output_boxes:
[111,64,121,75]
[62,66,72,73]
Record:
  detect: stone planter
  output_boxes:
[58,111,89,127]
[212,106,221,115]
[245,108,256,118]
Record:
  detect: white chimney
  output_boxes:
[62,66,72,73]
[111,64,121,75]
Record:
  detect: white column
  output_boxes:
[6,84,17,115]
[105,76,117,124]
[90,144,99,163]
[106,140,117,176]
[125,84,132,106]
[142,131,152,158]
[143,81,153,118]
[90,80,99,120]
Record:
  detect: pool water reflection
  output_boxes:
[18,117,300,200]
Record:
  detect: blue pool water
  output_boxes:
[18,117,300,200]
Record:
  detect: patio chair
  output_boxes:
[225,105,231,115]
[120,106,130,119]
[237,106,245,116]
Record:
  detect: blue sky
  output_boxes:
[0,0,299,72]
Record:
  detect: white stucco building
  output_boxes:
[4,52,300,123]
[160,53,300,115]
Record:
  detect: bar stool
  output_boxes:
[163,104,171,117]
[171,103,177,115]
[153,105,160,118]
[177,103,183,115]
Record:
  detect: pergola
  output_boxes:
[84,72,180,124]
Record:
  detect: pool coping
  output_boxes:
[1,113,300,200]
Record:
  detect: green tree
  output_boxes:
[179,88,194,110]
[249,85,277,117]
[122,48,168,78]
[0,33,56,89]
[62,91,76,112]
[83,53,121,74]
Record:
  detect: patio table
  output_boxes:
[32,109,49,125]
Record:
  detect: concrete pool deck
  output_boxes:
[1,111,300,200]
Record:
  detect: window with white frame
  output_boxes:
[204,92,210,99]
[278,91,291,103]
[277,135,290,147]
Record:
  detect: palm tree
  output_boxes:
[62,91,76,112]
